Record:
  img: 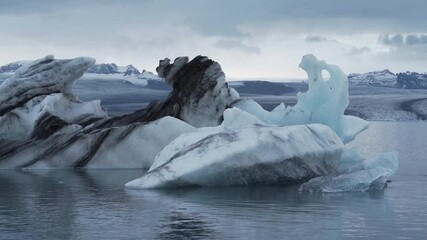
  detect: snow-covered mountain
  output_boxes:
[397,72,427,89]
[82,63,162,86]
[348,69,427,89]
[348,69,397,88]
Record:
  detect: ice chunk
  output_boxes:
[233,54,369,143]
[0,55,95,116]
[147,56,238,128]
[338,148,365,172]
[0,93,107,140]
[0,116,195,169]
[147,107,267,171]
[299,151,398,192]
[126,124,343,189]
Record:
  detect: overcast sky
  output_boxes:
[0,0,426,80]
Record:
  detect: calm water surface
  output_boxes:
[0,122,426,240]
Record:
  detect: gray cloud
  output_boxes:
[379,34,404,46]
[406,34,427,45]
[377,34,427,61]
[348,46,371,55]
[2,0,427,37]
[1,0,427,77]
[306,36,328,43]
[379,34,427,47]
[213,39,260,54]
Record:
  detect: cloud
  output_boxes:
[212,39,260,54]
[2,0,427,37]
[348,46,370,55]
[379,34,404,46]
[2,0,427,77]
[377,34,427,61]
[406,34,427,45]
[305,35,333,43]
[379,34,427,47]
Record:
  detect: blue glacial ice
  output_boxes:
[233,54,369,144]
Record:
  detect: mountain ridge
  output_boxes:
[348,69,427,89]
[1,61,426,89]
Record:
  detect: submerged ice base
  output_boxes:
[300,151,398,192]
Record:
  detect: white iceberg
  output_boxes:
[0,93,107,140]
[126,123,343,189]
[0,116,195,169]
[0,55,95,116]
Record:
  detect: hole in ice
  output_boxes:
[321,69,330,81]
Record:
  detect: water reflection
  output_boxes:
[157,211,217,240]
[0,122,426,239]
[0,169,145,240]
[124,185,402,240]
[1,170,400,240]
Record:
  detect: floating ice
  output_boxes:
[126,54,398,191]
[0,55,95,116]
[126,123,343,189]
[0,55,237,169]
[299,152,398,192]
[148,56,238,128]
[0,93,106,140]
[233,54,369,143]
[0,55,105,140]
[0,53,398,192]
[0,116,195,169]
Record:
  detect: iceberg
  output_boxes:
[126,54,397,191]
[0,55,237,169]
[0,53,398,192]
[126,123,343,189]
[146,56,239,127]
[0,55,95,116]
[0,116,194,169]
[299,152,398,192]
[233,54,368,144]
[0,93,107,140]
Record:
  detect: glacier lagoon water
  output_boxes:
[0,121,426,240]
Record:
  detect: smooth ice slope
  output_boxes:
[126,123,343,189]
[233,54,369,143]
